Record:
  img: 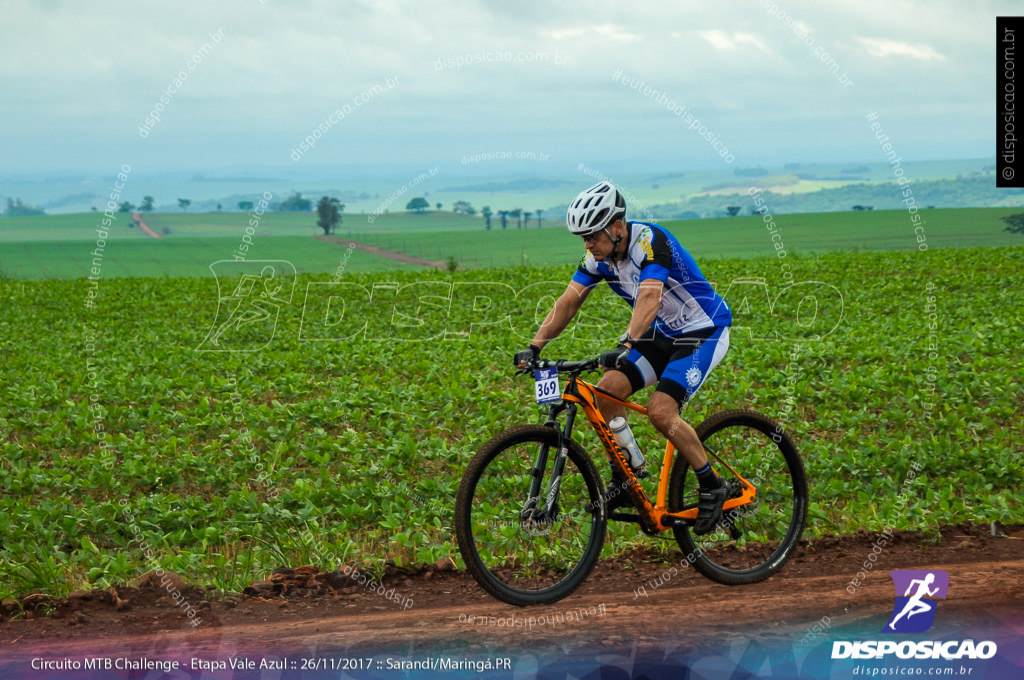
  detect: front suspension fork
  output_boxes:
[522,402,577,523]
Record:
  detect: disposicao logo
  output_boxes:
[884,569,948,633]
[831,569,998,661]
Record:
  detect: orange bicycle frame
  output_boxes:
[562,377,756,533]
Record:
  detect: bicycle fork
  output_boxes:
[520,402,578,527]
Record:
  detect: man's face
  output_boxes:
[582,220,623,261]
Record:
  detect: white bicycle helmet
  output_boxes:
[566,181,626,236]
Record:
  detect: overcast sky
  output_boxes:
[0,0,1005,177]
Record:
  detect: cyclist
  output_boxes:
[514,181,734,535]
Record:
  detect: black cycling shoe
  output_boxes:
[603,477,632,512]
[693,479,742,536]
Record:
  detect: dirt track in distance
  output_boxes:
[131,213,162,239]
[314,234,451,269]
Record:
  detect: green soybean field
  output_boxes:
[0,243,1021,600]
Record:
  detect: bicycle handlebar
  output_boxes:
[515,356,601,376]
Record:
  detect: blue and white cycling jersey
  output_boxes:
[571,221,732,337]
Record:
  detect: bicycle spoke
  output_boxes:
[669,410,808,584]
[456,426,605,604]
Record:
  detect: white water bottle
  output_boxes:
[608,416,647,476]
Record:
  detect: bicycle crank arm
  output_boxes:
[660,514,692,528]
[661,513,743,539]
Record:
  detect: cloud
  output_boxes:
[542,24,641,42]
[592,24,642,42]
[854,37,946,61]
[0,0,993,174]
[698,30,770,53]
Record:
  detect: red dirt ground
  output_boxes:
[2,523,1022,660]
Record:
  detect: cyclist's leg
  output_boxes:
[655,328,729,443]
[594,370,632,422]
[652,327,731,533]
[646,327,725,467]
[648,391,705,468]
[655,326,730,413]
[595,330,671,421]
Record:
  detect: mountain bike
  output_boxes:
[454,355,808,606]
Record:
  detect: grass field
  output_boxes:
[360,207,1024,267]
[1,243,1021,599]
[0,210,484,243]
[1,207,1022,279]
[143,210,485,238]
[0,236,418,279]
[0,212,139,243]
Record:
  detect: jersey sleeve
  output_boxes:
[637,226,672,282]
[571,252,602,288]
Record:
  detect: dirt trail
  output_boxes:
[131,212,162,239]
[2,524,1022,660]
[314,234,451,269]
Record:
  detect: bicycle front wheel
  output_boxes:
[668,409,808,585]
[455,425,606,606]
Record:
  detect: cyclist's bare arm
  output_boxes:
[531,280,592,350]
[624,280,664,342]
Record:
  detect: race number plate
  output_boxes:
[533,367,561,404]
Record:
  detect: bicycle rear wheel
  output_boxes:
[668,409,808,585]
[455,425,606,606]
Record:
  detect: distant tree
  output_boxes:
[452,200,476,215]
[90,206,98,212]
[498,210,509,229]
[481,206,493,230]
[1001,213,1024,234]
[238,201,254,211]
[3,197,45,217]
[139,196,155,213]
[118,201,135,213]
[524,211,533,227]
[535,209,543,228]
[278,192,312,211]
[178,198,191,212]
[216,203,222,212]
[436,202,442,211]
[726,206,741,217]
[406,197,430,213]
[316,196,342,235]
[511,208,523,229]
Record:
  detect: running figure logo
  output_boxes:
[196,260,296,352]
[883,569,949,633]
